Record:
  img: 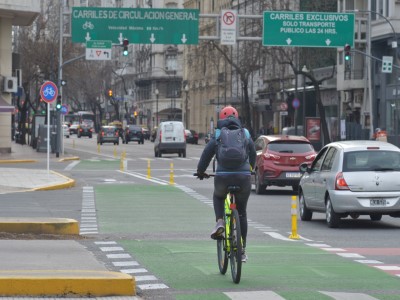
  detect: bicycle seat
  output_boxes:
[227,185,241,193]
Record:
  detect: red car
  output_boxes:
[253,135,316,194]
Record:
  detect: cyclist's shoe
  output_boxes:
[242,250,248,263]
[211,219,225,240]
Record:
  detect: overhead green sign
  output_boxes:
[72,7,199,45]
[263,11,354,47]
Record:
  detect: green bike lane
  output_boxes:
[74,159,400,299]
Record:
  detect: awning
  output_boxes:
[0,95,15,113]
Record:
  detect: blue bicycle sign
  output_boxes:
[40,81,58,103]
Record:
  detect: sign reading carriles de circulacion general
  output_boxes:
[71,7,199,45]
[263,11,354,48]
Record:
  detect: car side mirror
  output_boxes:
[299,162,310,173]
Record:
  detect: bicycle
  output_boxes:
[194,172,243,284]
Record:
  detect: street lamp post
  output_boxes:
[184,84,189,127]
[155,88,159,127]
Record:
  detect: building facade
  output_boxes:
[0,1,40,153]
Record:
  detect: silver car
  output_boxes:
[298,140,400,228]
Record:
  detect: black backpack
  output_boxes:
[216,125,249,169]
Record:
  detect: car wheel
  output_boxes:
[370,214,382,221]
[254,170,266,195]
[326,195,340,228]
[292,184,299,193]
[183,150,186,158]
[137,141,140,144]
[299,191,312,221]
[89,135,92,138]
[154,150,158,157]
[78,135,81,138]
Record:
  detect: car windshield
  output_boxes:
[343,150,400,171]
[267,142,314,153]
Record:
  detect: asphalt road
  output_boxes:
[38,134,400,299]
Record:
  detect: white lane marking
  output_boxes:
[355,260,383,264]
[99,247,124,252]
[112,261,139,267]
[118,170,168,185]
[135,275,158,282]
[306,243,331,248]
[95,241,116,245]
[321,248,346,252]
[374,265,400,271]
[137,284,169,290]
[320,291,379,300]
[264,232,297,242]
[80,187,98,234]
[121,268,148,274]
[106,253,132,259]
[225,291,285,299]
[64,160,80,171]
[336,253,365,258]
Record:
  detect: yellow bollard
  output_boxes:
[120,155,124,171]
[114,146,117,158]
[97,143,100,153]
[289,195,300,239]
[169,162,174,185]
[147,160,151,179]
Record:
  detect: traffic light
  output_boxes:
[108,89,113,97]
[344,44,351,61]
[122,39,129,56]
[55,96,62,111]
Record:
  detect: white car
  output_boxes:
[298,140,400,228]
[69,122,79,135]
[62,124,70,138]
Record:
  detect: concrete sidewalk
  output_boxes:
[0,143,138,297]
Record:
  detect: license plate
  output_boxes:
[285,172,302,178]
[370,199,387,207]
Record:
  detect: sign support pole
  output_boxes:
[47,102,50,175]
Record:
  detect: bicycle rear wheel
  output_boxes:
[217,237,228,274]
[229,208,242,284]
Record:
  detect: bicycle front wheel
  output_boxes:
[229,208,242,284]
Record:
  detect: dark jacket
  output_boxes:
[197,117,256,174]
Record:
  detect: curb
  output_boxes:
[0,159,37,164]
[0,270,135,296]
[32,171,75,191]
[0,218,79,235]
[58,156,80,162]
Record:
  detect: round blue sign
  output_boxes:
[292,98,300,109]
[40,81,58,103]
[60,104,69,115]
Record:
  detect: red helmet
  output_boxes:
[219,106,238,119]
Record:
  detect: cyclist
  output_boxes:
[196,106,256,262]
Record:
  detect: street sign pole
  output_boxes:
[40,81,58,174]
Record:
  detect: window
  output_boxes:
[166,53,177,71]
[311,147,328,172]
[321,148,337,171]
[267,142,314,154]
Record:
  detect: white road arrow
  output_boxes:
[286,38,292,45]
[85,32,91,42]
[118,33,124,44]
[150,33,156,43]
[325,39,331,46]
[181,34,187,44]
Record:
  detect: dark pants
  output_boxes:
[213,174,251,248]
